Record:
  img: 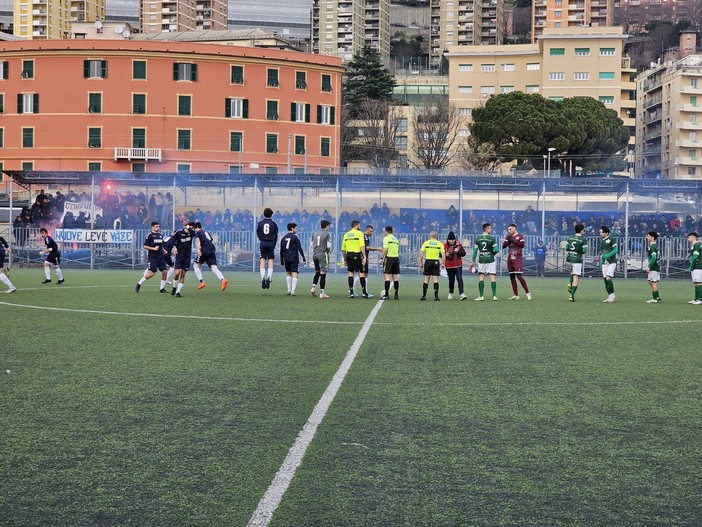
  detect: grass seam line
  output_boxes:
[246,300,385,527]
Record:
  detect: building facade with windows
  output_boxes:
[0,40,343,174]
[446,27,635,148]
[636,55,702,180]
[13,0,105,39]
[532,0,613,43]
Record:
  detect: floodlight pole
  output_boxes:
[459,180,464,241]
[172,175,177,232]
[8,173,12,268]
[90,174,95,270]
[253,177,258,273]
[624,182,630,279]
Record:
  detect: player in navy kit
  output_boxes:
[193,222,229,291]
[280,222,306,296]
[135,221,168,293]
[171,220,196,297]
[39,228,65,284]
[257,207,278,289]
[162,233,176,288]
[0,236,17,293]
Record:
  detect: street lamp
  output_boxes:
[547,147,556,177]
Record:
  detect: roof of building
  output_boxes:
[132,28,299,50]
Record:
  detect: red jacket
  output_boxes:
[443,241,466,269]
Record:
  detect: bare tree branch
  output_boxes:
[411,97,463,171]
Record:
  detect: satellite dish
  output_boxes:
[122,30,131,38]
[94,20,102,29]
[115,25,124,33]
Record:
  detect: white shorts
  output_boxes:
[477,262,497,275]
[570,263,583,276]
[692,269,702,283]
[647,271,660,283]
[601,263,616,278]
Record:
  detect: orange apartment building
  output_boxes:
[0,40,343,174]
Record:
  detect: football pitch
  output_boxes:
[1,269,701,527]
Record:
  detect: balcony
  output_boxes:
[675,157,702,165]
[676,139,702,148]
[679,86,702,95]
[676,121,702,130]
[643,146,661,156]
[114,148,163,162]
[643,95,662,109]
[677,104,701,112]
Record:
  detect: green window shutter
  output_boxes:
[317,104,322,124]
[33,94,39,113]
[225,98,231,118]
[17,93,23,113]
[242,99,249,119]
[173,63,179,80]
[321,137,330,157]
[190,64,197,81]
[1,61,8,79]
[599,72,615,80]
[305,104,310,123]
[101,60,108,78]
[330,107,335,125]
[83,60,90,78]
[291,102,296,121]
[550,48,565,56]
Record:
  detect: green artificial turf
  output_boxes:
[1,269,700,526]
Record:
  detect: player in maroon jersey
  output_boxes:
[502,223,531,300]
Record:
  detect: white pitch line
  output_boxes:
[0,301,360,325]
[247,300,384,527]
[372,319,702,327]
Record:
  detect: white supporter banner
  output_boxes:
[54,229,135,244]
[61,201,103,223]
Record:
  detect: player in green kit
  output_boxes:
[471,222,499,301]
[565,224,587,301]
[687,231,702,305]
[380,226,400,300]
[419,231,445,301]
[599,225,618,303]
[645,231,661,303]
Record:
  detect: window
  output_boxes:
[0,94,3,114]
[84,60,107,79]
[500,63,515,71]
[549,96,564,102]
[266,133,278,153]
[458,85,473,94]
[21,60,34,78]
[177,164,190,173]
[500,86,514,93]
[599,72,615,80]
[0,128,3,148]
[600,48,615,56]
[88,127,101,148]
[267,100,279,120]
[574,48,590,56]
[689,167,697,177]
[574,72,589,81]
[132,163,145,173]
[178,95,191,116]
[554,10,562,16]
[173,63,197,81]
[458,108,472,116]
[398,118,408,132]
[133,60,146,80]
[321,74,332,92]
[231,65,244,84]
[265,166,278,174]
[294,135,305,155]
[690,149,697,160]
[133,93,146,114]
[22,162,34,171]
[395,137,407,150]
[132,128,146,148]
[692,96,698,107]
[526,85,539,93]
[320,137,330,157]
[549,72,565,81]
[526,63,540,71]
[17,93,39,114]
[88,93,101,113]
[225,98,249,118]
[295,71,307,89]
[317,104,335,125]
[230,131,243,152]
[692,78,698,88]
[267,68,279,87]
[291,102,311,123]
[177,129,191,150]
[229,165,242,174]
[0,61,8,80]
[88,162,101,171]
[458,64,473,72]
[599,96,614,105]
[22,127,33,148]
[480,86,496,96]
[481,64,495,72]
[550,48,565,56]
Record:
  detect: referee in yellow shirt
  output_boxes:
[342,220,368,299]
[419,230,445,301]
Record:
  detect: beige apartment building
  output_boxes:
[533,0,613,43]
[13,0,104,39]
[636,54,702,179]
[429,0,504,70]
[311,0,390,64]
[446,27,635,148]
[141,0,201,34]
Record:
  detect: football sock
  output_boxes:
[696,284,702,300]
[0,274,12,287]
[394,280,399,293]
[571,285,577,297]
[160,279,167,290]
[491,281,497,296]
[260,268,266,279]
[166,267,174,283]
[422,283,428,296]
[211,265,224,281]
[384,280,390,295]
[607,281,614,294]
[55,267,64,280]
[518,275,529,293]
[569,276,574,286]
[194,264,204,282]
[348,276,354,293]
[267,269,274,281]
[360,277,367,294]
[320,275,326,290]
[176,283,184,294]
[291,277,298,294]
[138,277,147,285]
[44,266,51,280]
[286,276,292,292]
[478,280,485,297]
[509,274,518,295]
[353,275,360,291]
[313,272,320,285]
[653,291,659,300]
[433,282,439,297]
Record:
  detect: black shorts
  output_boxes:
[164,254,174,267]
[383,257,400,275]
[346,252,363,273]
[46,252,61,265]
[195,252,218,267]
[147,258,168,273]
[423,260,440,276]
[175,255,191,271]
[0,254,5,267]
[284,261,299,273]
[260,241,276,260]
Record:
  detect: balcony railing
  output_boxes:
[114,148,162,162]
